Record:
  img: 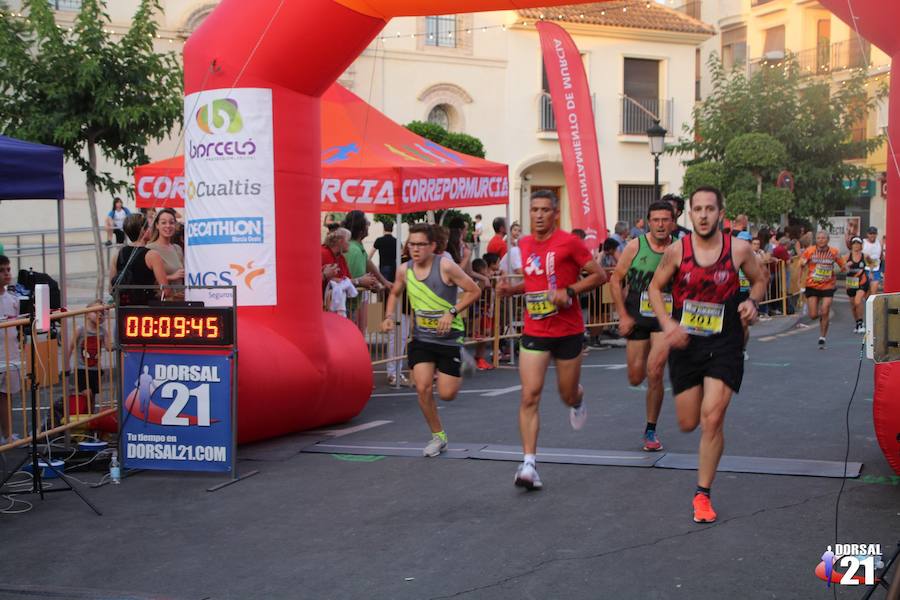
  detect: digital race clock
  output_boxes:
[117,306,234,347]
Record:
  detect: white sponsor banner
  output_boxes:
[184,88,276,306]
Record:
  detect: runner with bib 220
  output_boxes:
[647,186,766,524]
[497,190,607,490]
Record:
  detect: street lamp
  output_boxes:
[647,119,667,201]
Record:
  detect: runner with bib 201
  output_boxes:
[609,201,675,452]
[382,224,481,458]
[497,190,607,490]
[647,187,766,524]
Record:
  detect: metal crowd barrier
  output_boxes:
[0,303,117,454]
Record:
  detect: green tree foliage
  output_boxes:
[682,162,725,195]
[405,121,486,158]
[374,122,487,227]
[0,0,182,295]
[672,53,885,226]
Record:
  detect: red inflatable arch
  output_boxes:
[186,0,900,471]
[820,0,900,475]
[183,0,581,443]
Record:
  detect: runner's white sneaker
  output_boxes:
[569,400,587,431]
[514,462,543,490]
[423,435,447,457]
[818,337,826,350]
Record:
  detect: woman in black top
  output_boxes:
[110,213,169,304]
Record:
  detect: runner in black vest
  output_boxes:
[648,187,766,524]
[844,236,870,333]
[609,201,675,452]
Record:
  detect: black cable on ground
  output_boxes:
[833,340,865,599]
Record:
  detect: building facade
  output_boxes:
[690,0,891,232]
[1,1,710,259]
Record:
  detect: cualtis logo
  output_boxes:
[196,99,243,135]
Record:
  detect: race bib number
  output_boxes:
[812,264,834,282]
[680,300,725,337]
[639,292,672,318]
[846,276,860,290]
[415,310,444,331]
[525,291,558,320]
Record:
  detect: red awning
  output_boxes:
[135,84,509,214]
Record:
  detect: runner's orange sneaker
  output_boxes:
[476,357,494,371]
[692,493,717,523]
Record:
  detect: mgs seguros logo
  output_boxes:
[196,98,243,135]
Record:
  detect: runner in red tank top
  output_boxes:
[647,187,766,524]
[497,190,606,490]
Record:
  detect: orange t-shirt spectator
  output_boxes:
[801,244,845,290]
[486,216,508,259]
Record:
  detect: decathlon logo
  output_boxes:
[187,218,263,246]
[188,261,266,290]
[196,98,243,135]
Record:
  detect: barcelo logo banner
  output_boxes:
[184,88,276,307]
[537,21,607,251]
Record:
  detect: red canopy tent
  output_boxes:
[135,83,509,213]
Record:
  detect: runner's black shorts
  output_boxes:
[623,299,661,341]
[520,333,583,360]
[407,339,461,377]
[847,287,865,298]
[668,337,744,395]
[805,287,835,298]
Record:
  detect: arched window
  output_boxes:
[427,105,451,130]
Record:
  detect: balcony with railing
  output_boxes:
[537,92,597,134]
[750,38,873,76]
[539,92,556,132]
[619,97,673,136]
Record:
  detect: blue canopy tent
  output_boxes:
[0,135,67,304]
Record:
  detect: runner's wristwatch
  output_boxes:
[565,287,576,298]
[449,307,458,316]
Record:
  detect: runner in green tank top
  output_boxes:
[609,201,675,452]
[382,223,480,457]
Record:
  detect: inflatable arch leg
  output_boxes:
[819,0,900,475]
[184,0,580,442]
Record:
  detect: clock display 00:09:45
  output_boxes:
[124,315,221,340]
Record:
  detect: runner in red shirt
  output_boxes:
[498,190,606,490]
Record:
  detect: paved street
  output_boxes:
[1,302,898,600]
